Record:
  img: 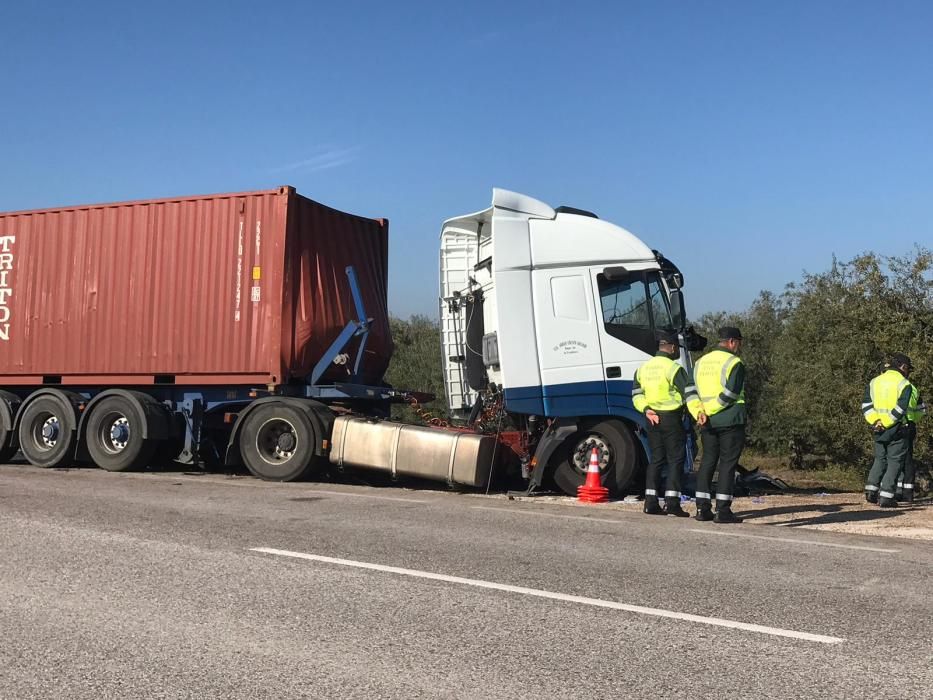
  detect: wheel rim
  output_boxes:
[96,411,131,455]
[571,434,612,475]
[255,418,298,466]
[31,412,60,453]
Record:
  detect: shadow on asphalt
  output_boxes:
[737,501,909,528]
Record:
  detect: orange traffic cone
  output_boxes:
[577,447,609,504]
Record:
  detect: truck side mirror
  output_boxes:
[670,290,686,329]
[684,326,708,352]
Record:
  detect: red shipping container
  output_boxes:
[0,186,392,387]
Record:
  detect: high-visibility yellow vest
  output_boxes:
[907,383,925,423]
[694,349,744,417]
[633,355,703,419]
[865,369,910,428]
[634,355,685,412]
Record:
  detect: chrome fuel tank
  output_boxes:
[328,416,495,488]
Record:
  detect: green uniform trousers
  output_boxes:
[645,409,686,498]
[866,427,909,500]
[896,423,917,497]
[696,424,745,504]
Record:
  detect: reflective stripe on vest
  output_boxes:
[694,349,744,417]
[635,355,685,411]
[868,370,910,428]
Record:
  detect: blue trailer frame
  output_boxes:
[0,265,407,476]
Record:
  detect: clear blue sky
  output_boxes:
[2,1,931,319]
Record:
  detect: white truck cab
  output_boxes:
[440,189,703,496]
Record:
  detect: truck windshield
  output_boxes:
[597,270,676,355]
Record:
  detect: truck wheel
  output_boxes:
[550,419,638,497]
[85,395,156,472]
[238,403,318,481]
[18,394,78,468]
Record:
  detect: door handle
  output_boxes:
[606,366,621,378]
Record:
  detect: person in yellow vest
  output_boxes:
[863,353,914,508]
[692,327,746,524]
[897,380,926,503]
[632,330,706,516]
[869,359,926,502]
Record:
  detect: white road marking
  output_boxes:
[471,505,627,525]
[688,528,899,553]
[302,489,427,504]
[250,547,844,645]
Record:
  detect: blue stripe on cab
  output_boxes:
[503,380,644,428]
[503,380,703,478]
[499,384,545,415]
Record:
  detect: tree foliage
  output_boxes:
[384,315,449,423]
[698,248,932,469]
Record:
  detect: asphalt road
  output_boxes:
[1,465,931,699]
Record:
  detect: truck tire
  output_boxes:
[550,419,638,497]
[85,394,157,472]
[238,402,318,481]
[18,393,79,468]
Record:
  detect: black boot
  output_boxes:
[879,496,898,508]
[665,497,690,518]
[714,501,742,524]
[903,488,914,504]
[643,495,664,515]
[694,499,714,522]
[865,490,879,504]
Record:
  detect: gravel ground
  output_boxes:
[501,492,933,541]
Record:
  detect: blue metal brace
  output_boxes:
[309,266,373,386]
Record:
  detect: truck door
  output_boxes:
[590,267,676,421]
[531,268,605,415]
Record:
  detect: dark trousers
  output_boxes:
[897,423,917,496]
[866,427,908,499]
[645,410,686,498]
[696,424,746,503]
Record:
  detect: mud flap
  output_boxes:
[508,418,578,496]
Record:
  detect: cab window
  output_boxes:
[597,271,673,355]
